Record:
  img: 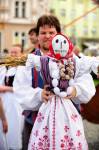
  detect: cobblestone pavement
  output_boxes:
[83,119,99,150]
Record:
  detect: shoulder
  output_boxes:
[0,66,6,72]
[17,65,31,75]
[0,66,6,77]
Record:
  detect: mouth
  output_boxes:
[55,49,66,53]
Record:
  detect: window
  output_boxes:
[15,1,19,18]
[22,1,26,18]
[83,27,88,35]
[60,9,66,17]
[92,12,97,20]
[14,32,20,43]
[91,28,96,35]
[71,9,76,18]
[13,32,27,50]
[50,9,55,15]
[21,32,26,50]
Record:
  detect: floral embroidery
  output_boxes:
[76,130,82,137]
[60,135,83,150]
[34,130,39,137]
[77,142,82,150]
[60,125,83,149]
[71,114,78,122]
[64,125,69,132]
[60,135,75,149]
[43,126,48,133]
[31,143,38,150]
[31,135,50,150]
[36,112,44,123]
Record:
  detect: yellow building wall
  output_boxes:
[49,0,99,39]
[0,23,34,52]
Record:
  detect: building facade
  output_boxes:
[49,0,99,51]
[0,0,99,54]
[0,0,50,52]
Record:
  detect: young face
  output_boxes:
[29,32,38,44]
[9,46,21,57]
[38,25,58,52]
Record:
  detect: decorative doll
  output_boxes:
[26,34,99,150]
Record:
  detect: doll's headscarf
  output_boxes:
[49,33,74,60]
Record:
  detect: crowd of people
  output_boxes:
[0,14,99,150]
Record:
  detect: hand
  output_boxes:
[2,119,8,133]
[41,85,52,103]
[0,85,13,93]
[65,87,77,99]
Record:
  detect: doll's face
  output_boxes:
[52,35,69,58]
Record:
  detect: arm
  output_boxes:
[91,56,99,76]
[78,55,99,75]
[13,66,50,111]
[0,98,8,133]
[26,54,41,71]
[66,56,96,104]
[0,66,13,93]
[71,73,96,104]
[0,85,13,93]
[68,56,95,103]
[0,66,6,85]
[65,73,95,104]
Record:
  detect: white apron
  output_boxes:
[28,96,88,150]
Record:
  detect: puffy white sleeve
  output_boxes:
[13,66,43,111]
[26,54,41,71]
[71,55,96,104]
[0,66,6,85]
[72,73,96,104]
[78,56,99,75]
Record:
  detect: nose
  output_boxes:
[45,33,50,39]
[60,42,62,49]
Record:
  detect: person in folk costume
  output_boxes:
[0,97,8,150]
[14,15,62,150]
[26,33,98,150]
[13,15,96,149]
[0,45,24,150]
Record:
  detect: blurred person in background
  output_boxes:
[28,27,39,53]
[0,44,24,150]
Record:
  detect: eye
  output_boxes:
[64,40,66,44]
[55,39,59,43]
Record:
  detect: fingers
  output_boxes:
[65,87,77,100]
[44,85,49,89]
[42,85,77,101]
[65,95,73,99]
[42,88,51,102]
